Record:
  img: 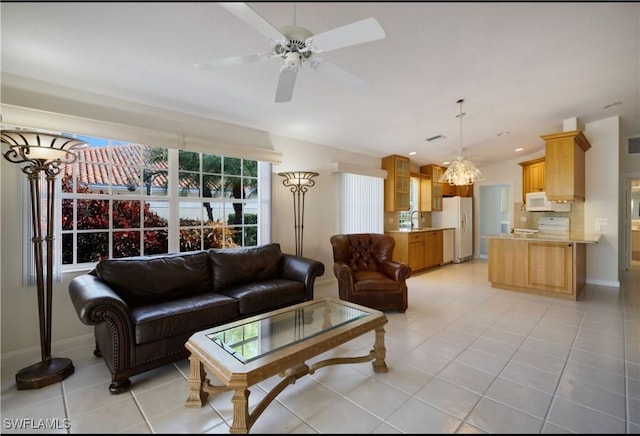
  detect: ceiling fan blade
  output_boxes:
[219,2,286,43]
[275,68,297,103]
[305,18,385,53]
[311,59,371,93]
[194,53,271,69]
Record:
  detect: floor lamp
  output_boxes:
[278,171,318,256]
[1,130,87,390]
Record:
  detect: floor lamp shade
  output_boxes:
[1,130,87,390]
[278,171,318,256]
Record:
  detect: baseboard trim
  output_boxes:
[586,279,620,288]
[1,333,93,364]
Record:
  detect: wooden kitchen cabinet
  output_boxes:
[419,164,446,211]
[407,232,426,271]
[387,231,421,269]
[527,241,573,295]
[424,230,443,268]
[387,230,442,271]
[632,230,640,261]
[456,183,474,198]
[382,154,410,211]
[541,130,591,202]
[410,172,432,212]
[488,238,528,288]
[419,174,432,211]
[488,237,586,300]
[442,182,457,197]
[519,156,545,203]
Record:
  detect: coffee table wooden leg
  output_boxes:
[185,355,209,407]
[230,388,251,434]
[372,326,388,373]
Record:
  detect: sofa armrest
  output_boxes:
[378,260,412,283]
[280,254,325,300]
[68,274,133,327]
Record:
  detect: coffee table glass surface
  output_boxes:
[206,299,370,363]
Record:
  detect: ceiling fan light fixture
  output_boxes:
[438,99,486,186]
[282,52,303,71]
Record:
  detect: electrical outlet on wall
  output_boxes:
[595,218,609,232]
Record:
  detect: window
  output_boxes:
[58,134,267,271]
[398,177,420,229]
[177,150,259,251]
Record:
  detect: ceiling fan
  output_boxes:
[195,2,386,102]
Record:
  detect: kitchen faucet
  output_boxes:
[410,210,419,230]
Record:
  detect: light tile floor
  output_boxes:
[1,259,638,434]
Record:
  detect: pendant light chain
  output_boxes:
[457,98,465,158]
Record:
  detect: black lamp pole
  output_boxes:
[2,130,87,389]
[278,171,318,256]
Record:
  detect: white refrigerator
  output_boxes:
[432,196,473,263]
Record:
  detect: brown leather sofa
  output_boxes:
[68,243,324,394]
[330,233,411,312]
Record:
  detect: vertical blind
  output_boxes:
[339,173,384,233]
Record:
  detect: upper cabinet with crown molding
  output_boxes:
[419,164,445,211]
[519,156,546,203]
[541,130,591,202]
[382,154,411,211]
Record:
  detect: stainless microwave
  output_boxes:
[525,192,571,212]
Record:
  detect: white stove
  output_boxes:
[537,216,570,235]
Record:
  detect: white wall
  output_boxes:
[584,117,619,286]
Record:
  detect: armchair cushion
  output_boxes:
[353,271,403,293]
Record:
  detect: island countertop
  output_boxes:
[482,232,601,244]
[386,227,455,233]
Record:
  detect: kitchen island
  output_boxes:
[483,232,600,300]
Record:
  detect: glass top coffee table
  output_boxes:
[184,297,389,434]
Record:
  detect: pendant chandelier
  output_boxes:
[438,99,485,186]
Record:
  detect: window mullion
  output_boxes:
[168,148,180,252]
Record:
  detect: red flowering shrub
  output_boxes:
[61,174,241,262]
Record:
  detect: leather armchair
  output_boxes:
[330,233,412,312]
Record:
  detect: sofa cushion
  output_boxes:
[131,293,239,345]
[210,243,282,291]
[95,251,212,306]
[219,279,306,315]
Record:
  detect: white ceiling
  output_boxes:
[2,2,639,168]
